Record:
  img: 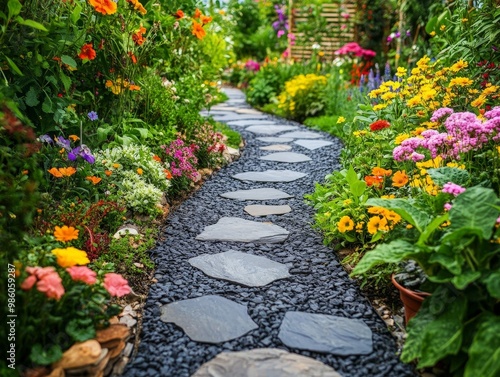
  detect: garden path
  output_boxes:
[124,88,416,377]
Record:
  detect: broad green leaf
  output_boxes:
[425,15,437,34]
[131,127,150,139]
[402,285,467,367]
[66,319,95,342]
[464,314,500,377]
[97,127,112,142]
[428,244,464,275]
[42,96,54,113]
[351,239,418,276]
[4,55,23,75]
[59,71,71,92]
[15,17,48,31]
[345,166,366,198]
[365,198,430,232]
[7,0,22,18]
[71,3,82,23]
[418,213,448,245]
[482,270,500,299]
[30,344,63,365]
[427,167,470,187]
[25,86,40,107]
[451,270,481,290]
[449,187,500,240]
[61,54,77,69]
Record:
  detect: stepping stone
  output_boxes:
[260,144,292,151]
[214,114,269,122]
[220,188,293,201]
[244,205,292,217]
[294,139,334,150]
[196,217,289,243]
[232,170,307,183]
[235,109,263,115]
[192,348,342,377]
[228,120,276,127]
[278,312,373,355]
[245,125,298,135]
[210,106,241,111]
[160,295,257,344]
[188,250,291,287]
[278,131,323,139]
[260,152,311,163]
[257,137,294,143]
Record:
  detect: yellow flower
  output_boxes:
[381,194,395,199]
[343,199,352,206]
[381,92,397,101]
[450,60,468,72]
[471,95,487,108]
[412,127,427,136]
[54,226,79,242]
[430,31,436,37]
[353,130,367,137]
[449,77,474,87]
[385,210,401,224]
[440,24,446,31]
[372,103,389,111]
[395,133,410,145]
[461,18,468,22]
[392,170,409,187]
[482,85,498,96]
[367,216,388,234]
[407,96,422,107]
[337,116,346,124]
[355,222,364,233]
[337,216,355,233]
[113,163,120,169]
[137,168,143,175]
[52,247,90,267]
[69,135,80,142]
[395,67,407,77]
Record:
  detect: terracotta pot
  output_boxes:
[392,275,431,324]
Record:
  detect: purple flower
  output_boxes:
[55,136,71,151]
[68,145,95,164]
[39,134,54,144]
[277,30,285,38]
[442,182,466,197]
[444,203,452,211]
[87,111,98,121]
[430,107,454,122]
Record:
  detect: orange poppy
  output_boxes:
[175,9,184,19]
[88,0,117,15]
[192,20,206,40]
[78,43,96,60]
[86,176,102,185]
[193,8,201,19]
[200,15,212,25]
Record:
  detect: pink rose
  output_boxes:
[66,266,97,285]
[103,273,131,297]
[37,271,65,300]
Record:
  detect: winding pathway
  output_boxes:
[124,88,416,377]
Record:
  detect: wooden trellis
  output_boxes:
[289,0,358,61]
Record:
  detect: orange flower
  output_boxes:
[129,84,141,91]
[193,8,201,19]
[78,43,96,60]
[54,225,79,242]
[86,176,102,185]
[164,169,172,179]
[132,27,146,45]
[392,170,409,187]
[137,168,143,175]
[371,167,392,177]
[126,0,147,14]
[200,15,212,25]
[192,20,206,40]
[128,52,137,64]
[153,155,162,162]
[22,170,29,175]
[69,135,80,141]
[112,163,120,169]
[105,170,112,176]
[175,9,184,19]
[364,175,383,188]
[48,168,63,178]
[369,120,390,131]
[88,0,117,15]
[367,216,388,234]
[48,167,77,178]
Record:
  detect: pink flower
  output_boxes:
[442,182,466,197]
[444,203,452,211]
[66,266,97,285]
[21,275,37,290]
[36,271,65,300]
[277,29,285,38]
[103,273,131,297]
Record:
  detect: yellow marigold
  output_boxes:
[395,133,410,145]
[367,207,386,215]
[54,226,79,242]
[113,163,120,168]
[337,216,355,233]
[385,210,401,224]
[411,67,422,76]
[446,162,465,169]
[367,216,388,234]
[88,0,117,15]
[392,170,409,187]
[449,77,474,87]
[372,103,389,111]
[416,56,431,68]
[471,95,487,108]
[353,130,367,137]
[52,247,90,267]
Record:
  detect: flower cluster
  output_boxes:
[334,42,376,60]
[161,138,200,181]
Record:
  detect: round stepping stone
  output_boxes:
[160,295,258,344]
[227,120,276,127]
[192,348,343,377]
[260,144,292,151]
[257,137,294,143]
[220,188,293,201]
[188,250,291,287]
[260,152,312,163]
[278,131,323,139]
[232,170,307,183]
[244,204,292,217]
[278,312,373,355]
[196,217,289,243]
[245,125,298,135]
[294,139,334,150]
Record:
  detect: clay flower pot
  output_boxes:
[392,274,431,324]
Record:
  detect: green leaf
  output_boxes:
[66,319,96,342]
[4,55,23,75]
[365,198,430,232]
[449,187,500,240]
[131,127,150,140]
[418,213,448,244]
[42,96,54,113]
[30,344,63,365]
[15,17,48,31]
[482,270,500,299]
[25,86,40,107]
[71,3,82,23]
[97,127,112,142]
[351,239,418,276]
[464,314,500,377]
[425,15,437,34]
[451,270,481,290]
[59,71,71,92]
[427,167,470,187]
[61,55,77,69]
[401,285,467,368]
[7,0,22,18]
[345,166,366,198]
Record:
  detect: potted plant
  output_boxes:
[352,185,500,376]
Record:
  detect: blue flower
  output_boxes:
[67,145,95,164]
[39,134,54,144]
[55,136,71,151]
[87,111,98,121]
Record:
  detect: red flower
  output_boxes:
[369,120,390,131]
[175,9,184,18]
[78,43,96,60]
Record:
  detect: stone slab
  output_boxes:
[160,295,257,344]
[227,120,277,127]
[188,250,291,287]
[257,137,294,143]
[278,131,323,139]
[235,109,263,115]
[245,125,299,135]
[294,139,334,150]
[220,188,293,201]
[260,144,292,151]
[232,170,307,183]
[209,106,242,112]
[192,348,343,377]
[196,217,289,243]
[214,114,269,122]
[278,312,373,355]
[244,205,292,217]
[260,152,311,163]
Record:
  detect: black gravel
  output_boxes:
[124,98,417,377]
